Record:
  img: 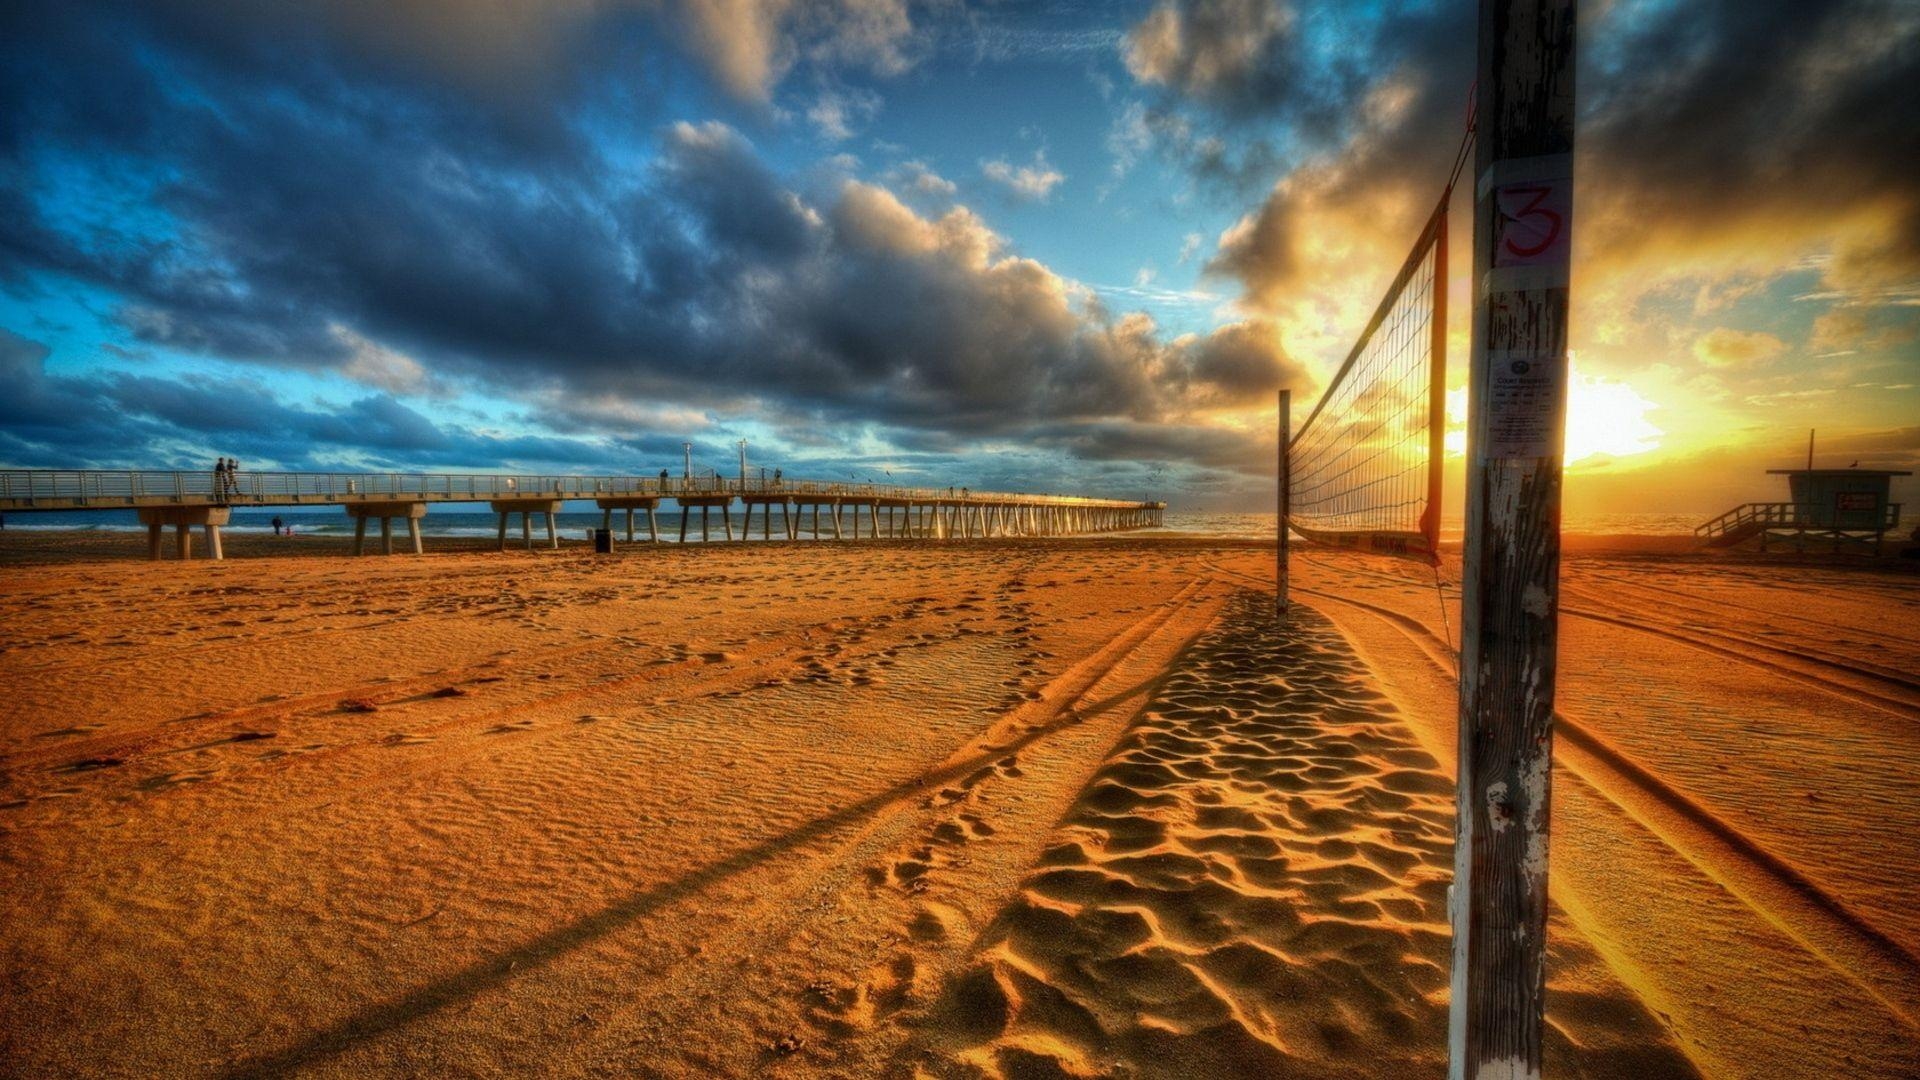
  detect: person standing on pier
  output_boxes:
[213,457,228,505]
[225,458,241,501]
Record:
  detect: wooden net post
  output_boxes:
[1450,1,1576,1077]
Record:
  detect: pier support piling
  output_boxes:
[488,500,561,553]
[138,506,230,562]
[345,502,428,556]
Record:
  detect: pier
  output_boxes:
[0,470,1165,560]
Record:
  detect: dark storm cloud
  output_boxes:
[1125,0,1321,120]
[0,0,1309,487]
[1193,0,1474,308]
[1172,0,1919,307]
[1579,0,1920,290]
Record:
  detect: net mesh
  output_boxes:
[1287,202,1447,557]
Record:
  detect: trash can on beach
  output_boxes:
[593,528,613,554]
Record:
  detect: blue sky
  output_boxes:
[2,1,1914,513]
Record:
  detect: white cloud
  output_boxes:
[805,86,881,141]
[330,324,437,396]
[890,159,957,197]
[980,151,1065,201]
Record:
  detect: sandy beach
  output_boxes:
[1,534,1915,1078]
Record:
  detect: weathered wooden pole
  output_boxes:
[1278,388,1291,615]
[1450,2,1576,1078]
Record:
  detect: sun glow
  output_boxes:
[1564,367,1663,465]
[1442,362,1663,465]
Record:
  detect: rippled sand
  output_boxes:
[1,533,1912,1077]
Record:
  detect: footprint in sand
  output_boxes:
[910,593,1492,1078]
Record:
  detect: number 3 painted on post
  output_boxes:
[1499,184,1562,258]
[1489,178,1566,267]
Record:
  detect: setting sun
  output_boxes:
[1443,362,1661,464]
[1564,366,1664,465]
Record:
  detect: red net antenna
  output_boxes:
[1286,191,1450,560]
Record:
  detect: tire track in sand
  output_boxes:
[216,577,1229,1078]
[1240,566,1920,1033]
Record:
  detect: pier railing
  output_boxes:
[0,469,1162,512]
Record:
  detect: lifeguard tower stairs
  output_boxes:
[1696,468,1908,551]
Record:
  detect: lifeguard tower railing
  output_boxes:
[0,469,1162,512]
[1694,501,1902,547]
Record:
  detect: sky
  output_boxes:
[1,0,1915,517]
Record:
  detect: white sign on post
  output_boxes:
[1482,350,1567,460]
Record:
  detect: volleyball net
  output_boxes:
[1286,195,1449,560]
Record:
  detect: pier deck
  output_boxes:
[0,470,1165,560]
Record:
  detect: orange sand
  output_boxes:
[0,532,1914,1078]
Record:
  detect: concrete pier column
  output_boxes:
[545,511,557,549]
[596,497,660,546]
[832,502,844,540]
[701,505,710,541]
[140,506,230,561]
[680,505,690,542]
[488,500,560,553]
[349,502,429,556]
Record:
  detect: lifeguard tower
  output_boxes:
[1696,466,1908,551]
